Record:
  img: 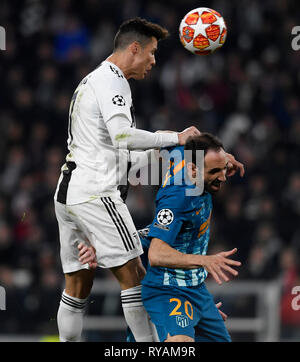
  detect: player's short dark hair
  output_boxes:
[114,17,169,51]
[184,133,224,166]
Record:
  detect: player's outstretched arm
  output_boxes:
[149,237,206,269]
[153,126,202,146]
[148,238,241,285]
[106,115,201,150]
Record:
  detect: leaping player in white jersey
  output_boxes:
[54,17,203,342]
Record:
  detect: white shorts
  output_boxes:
[54,195,143,273]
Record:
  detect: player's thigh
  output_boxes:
[195,308,231,342]
[54,200,92,274]
[142,286,199,342]
[110,256,146,290]
[67,197,143,268]
[196,285,231,342]
[70,196,143,270]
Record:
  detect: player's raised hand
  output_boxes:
[226,153,245,177]
[178,126,201,145]
[202,248,241,285]
[78,242,97,269]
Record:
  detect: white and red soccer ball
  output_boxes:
[179,7,227,55]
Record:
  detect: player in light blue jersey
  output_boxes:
[78,133,243,342]
[139,133,242,342]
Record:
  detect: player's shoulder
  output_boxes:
[90,61,129,89]
[156,184,186,211]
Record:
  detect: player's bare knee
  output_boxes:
[165,334,194,342]
[136,259,146,279]
[129,258,146,285]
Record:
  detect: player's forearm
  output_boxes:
[148,238,205,269]
[106,115,179,150]
[129,149,158,168]
[115,127,178,150]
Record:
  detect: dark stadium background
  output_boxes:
[0,0,299,341]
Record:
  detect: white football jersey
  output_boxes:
[55,61,135,205]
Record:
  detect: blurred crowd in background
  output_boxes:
[0,0,300,341]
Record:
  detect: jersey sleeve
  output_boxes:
[106,116,179,150]
[89,66,133,124]
[148,194,184,246]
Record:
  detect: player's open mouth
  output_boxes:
[211,181,221,190]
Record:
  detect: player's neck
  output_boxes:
[106,52,132,79]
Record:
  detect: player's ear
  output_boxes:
[186,162,197,179]
[129,41,140,55]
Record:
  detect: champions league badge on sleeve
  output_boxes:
[157,209,174,226]
[112,95,126,106]
[154,209,174,231]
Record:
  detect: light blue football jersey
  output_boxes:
[142,146,213,288]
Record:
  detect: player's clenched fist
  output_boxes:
[201,248,241,285]
[178,126,201,145]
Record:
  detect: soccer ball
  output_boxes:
[179,7,227,55]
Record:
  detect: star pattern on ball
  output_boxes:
[157,209,174,226]
[112,95,126,106]
[179,7,227,55]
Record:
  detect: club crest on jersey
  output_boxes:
[157,209,174,226]
[112,95,126,106]
[176,315,190,328]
